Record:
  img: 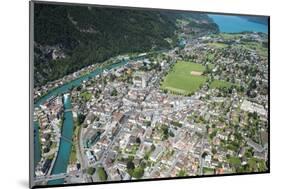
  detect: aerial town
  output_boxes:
[32,5,269,186]
[33,30,268,185]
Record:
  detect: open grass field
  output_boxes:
[161,61,233,95]
[207,42,228,48]
[210,80,232,89]
[203,167,215,175]
[210,33,268,58]
[210,33,243,40]
[161,61,207,95]
[80,91,92,101]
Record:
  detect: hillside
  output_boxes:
[33,3,218,87]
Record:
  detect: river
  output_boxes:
[48,94,74,185]
[34,60,127,108]
[34,60,128,185]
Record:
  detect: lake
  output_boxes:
[208,14,268,33]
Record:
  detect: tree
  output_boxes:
[127,161,135,171]
[111,88,118,96]
[77,113,86,125]
[87,167,95,175]
[77,86,82,91]
[204,64,210,75]
[43,147,50,153]
[202,151,208,159]
[162,126,169,140]
[97,167,107,181]
[206,125,210,133]
[177,169,187,177]
[212,148,217,155]
[136,137,141,144]
[151,144,156,152]
[228,157,241,170]
[144,151,149,160]
[169,131,175,137]
[132,167,144,179]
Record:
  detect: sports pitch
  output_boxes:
[161,61,207,95]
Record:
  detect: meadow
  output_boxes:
[207,42,228,48]
[161,61,232,95]
[210,80,232,89]
[161,61,207,95]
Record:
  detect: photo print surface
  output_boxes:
[30,1,269,188]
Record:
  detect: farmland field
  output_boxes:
[161,61,207,95]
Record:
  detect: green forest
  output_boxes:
[33,3,216,87]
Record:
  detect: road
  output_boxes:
[199,135,206,175]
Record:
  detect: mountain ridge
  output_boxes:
[33,3,218,87]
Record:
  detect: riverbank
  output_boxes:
[34,59,129,185]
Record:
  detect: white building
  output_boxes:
[132,71,148,88]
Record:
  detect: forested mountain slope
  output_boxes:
[33,3,218,87]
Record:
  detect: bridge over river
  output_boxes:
[34,170,79,183]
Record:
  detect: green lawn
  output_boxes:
[161,61,207,95]
[80,91,92,101]
[97,167,108,181]
[210,80,232,89]
[69,145,77,164]
[210,33,243,40]
[207,42,228,48]
[228,157,241,167]
[248,158,267,172]
[203,167,215,175]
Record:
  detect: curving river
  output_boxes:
[34,60,128,185]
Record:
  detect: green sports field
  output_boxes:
[161,61,207,95]
[161,61,232,95]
